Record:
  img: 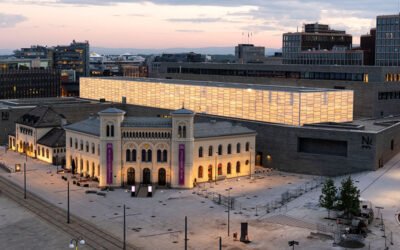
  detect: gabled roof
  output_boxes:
[37,128,66,148]
[64,117,100,136]
[194,122,256,138]
[122,117,172,128]
[16,106,65,128]
[98,107,125,114]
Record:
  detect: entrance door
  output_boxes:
[127,167,135,185]
[256,152,263,166]
[143,168,151,184]
[208,165,213,181]
[158,168,166,186]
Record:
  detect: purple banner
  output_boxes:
[179,144,185,185]
[107,143,113,185]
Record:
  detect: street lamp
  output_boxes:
[69,237,85,250]
[249,147,253,179]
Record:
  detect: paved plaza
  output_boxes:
[1,146,400,249]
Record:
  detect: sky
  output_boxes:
[0,0,397,50]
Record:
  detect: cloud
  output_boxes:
[0,13,27,28]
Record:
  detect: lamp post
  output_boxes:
[123,204,126,250]
[226,187,232,236]
[69,237,85,250]
[67,180,70,224]
[249,147,253,179]
[24,162,26,199]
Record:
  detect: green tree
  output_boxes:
[337,176,361,218]
[319,178,337,218]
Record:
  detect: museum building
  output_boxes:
[64,107,256,188]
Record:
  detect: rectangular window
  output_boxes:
[298,137,348,157]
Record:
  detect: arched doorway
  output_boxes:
[158,168,166,186]
[208,165,213,181]
[127,167,135,185]
[143,168,151,184]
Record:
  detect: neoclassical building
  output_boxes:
[65,107,256,188]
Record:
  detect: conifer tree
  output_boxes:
[319,178,337,218]
[337,176,361,218]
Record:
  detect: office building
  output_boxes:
[80,77,353,126]
[360,28,376,65]
[376,14,400,66]
[283,23,355,65]
[235,44,265,64]
[65,107,256,188]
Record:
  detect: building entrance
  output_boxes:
[158,168,166,186]
[143,168,151,184]
[127,167,135,185]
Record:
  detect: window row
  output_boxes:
[198,161,242,179]
[125,149,168,163]
[69,137,100,155]
[123,131,171,139]
[19,127,33,136]
[198,142,251,157]
[37,146,50,159]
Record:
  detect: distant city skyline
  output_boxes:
[0,1,397,50]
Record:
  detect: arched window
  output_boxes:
[75,138,78,149]
[246,142,250,152]
[111,125,114,137]
[86,142,89,152]
[227,144,232,154]
[163,150,168,162]
[69,137,72,147]
[106,125,110,137]
[97,144,100,155]
[157,149,162,162]
[46,149,49,158]
[236,161,241,173]
[147,150,152,162]
[42,147,44,156]
[92,143,95,154]
[132,149,137,162]
[227,163,232,175]
[208,146,213,156]
[178,126,182,138]
[218,145,223,155]
[38,146,41,156]
[141,149,146,162]
[86,160,89,173]
[198,166,203,178]
[198,147,203,158]
[218,163,222,176]
[245,160,249,165]
[236,143,241,153]
[126,149,131,162]
[80,140,83,151]
[183,126,187,138]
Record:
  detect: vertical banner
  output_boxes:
[107,143,113,185]
[179,144,185,185]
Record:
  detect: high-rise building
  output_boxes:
[235,44,265,64]
[283,23,354,65]
[360,28,376,65]
[375,14,400,66]
[54,40,90,78]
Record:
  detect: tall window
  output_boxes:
[236,161,241,173]
[198,147,203,158]
[178,125,187,138]
[208,146,213,156]
[141,149,146,162]
[227,163,232,175]
[46,149,49,158]
[147,150,152,162]
[218,163,222,176]
[98,144,100,155]
[69,137,72,147]
[75,139,78,149]
[237,143,241,153]
[111,125,114,137]
[183,126,187,138]
[178,126,182,138]
[132,149,137,162]
[163,150,168,162]
[126,149,131,162]
[86,142,89,152]
[157,150,162,162]
[198,166,203,178]
[92,143,95,154]
[218,145,223,155]
[80,140,83,151]
[246,142,250,152]
[106,125,110,137]
[227,144,232,154]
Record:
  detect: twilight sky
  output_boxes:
[0,0,397,50]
